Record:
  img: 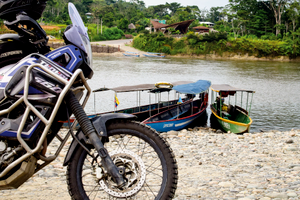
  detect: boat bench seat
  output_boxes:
[222,111,231,119]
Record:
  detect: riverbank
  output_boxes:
[0,128,299,199]
[169,52,300,62]
[132,33,300,62]
[48,38,300,61]
[92,50,300,62]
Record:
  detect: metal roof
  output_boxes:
[151,19,195,34]
[93,81,194,93]
[210,84,255,93]
[173,80,211,94]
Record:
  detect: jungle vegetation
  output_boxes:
[1,0,300,57]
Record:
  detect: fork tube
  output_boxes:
[67,91,125,187]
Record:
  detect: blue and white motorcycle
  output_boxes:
[0,2,178,199]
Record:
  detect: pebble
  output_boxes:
[0,128,299,200]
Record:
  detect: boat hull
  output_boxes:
[143,99,207,132]
[210,105,252,134]
[143,54,165,58]
[123,53,139,57]
[145,109,206,132]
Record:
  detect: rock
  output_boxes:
[1,128,300,199]
[216,129,223,133]
[285,139,294,144]
[283,147,298,152]
[167,130,178,136]
[265,192,288,199]
[287,192,297,197]
[218,181,234,188]
[180,129,188,133]
[247,184,259,189]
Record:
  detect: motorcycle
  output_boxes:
[0,2,178,199]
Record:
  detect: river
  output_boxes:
[84,56,300,133]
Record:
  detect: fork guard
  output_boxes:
[63,113,136,166]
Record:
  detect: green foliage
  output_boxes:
[16,0,298,59]
[92,27,124,41]
[117,18,129,30]
[261,33,277,40]
[133,32,174,53]
[186,32,228,43]
[133,30,300,58]
[45,28,65,39]
[139,30,150,34]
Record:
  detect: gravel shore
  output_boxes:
[0,127,299,200]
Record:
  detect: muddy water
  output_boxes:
[85,56,300,132]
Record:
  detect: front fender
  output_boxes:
[63,113,136,166]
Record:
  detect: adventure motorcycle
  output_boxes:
[0,1,178,199]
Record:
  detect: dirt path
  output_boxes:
[91,39,147,56]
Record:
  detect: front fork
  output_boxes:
[66,91,125,187]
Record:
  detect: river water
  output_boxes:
[84,56,300,133]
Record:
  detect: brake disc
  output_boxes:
[98,149,146,198]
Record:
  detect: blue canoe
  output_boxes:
[123,51,140,57]
[143,52,165,57]
[142,80,211,132]
[61,81,194,128]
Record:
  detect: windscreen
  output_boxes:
[68,3,93,68]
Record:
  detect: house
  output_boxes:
[128,23,136,30]
[200,22,214,27]
[150,19,195,34]
[192,26,210,33]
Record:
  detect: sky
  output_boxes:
[142,0,229,10]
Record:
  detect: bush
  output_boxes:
[261,33,277,40]
[139,30,149,34]
[92,27,124,41]
[133,32,174,53]
[132,31,300,58]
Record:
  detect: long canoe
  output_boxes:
[123,51,140,57]
[143,52,165,57]
[143,99,207,132]
[142,80,211,132]
[62,81,194,127]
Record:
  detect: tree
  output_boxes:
[207,7,224,22]
[286,0,300,32]
[166,2,181,16]
[118,18,129,30]
[189,6,201,20]
[200,8,208,21]
[103,12,115,27]
[261,0,291,35]
[150,4,168,18]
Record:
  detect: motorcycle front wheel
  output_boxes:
[67,120,178,200]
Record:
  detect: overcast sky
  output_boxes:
[143,0,229,10]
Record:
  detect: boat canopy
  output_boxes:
[210,84,255,93]
[93,81,194,93]
[172,80,211,94]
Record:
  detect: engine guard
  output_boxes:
[63,113,136,166]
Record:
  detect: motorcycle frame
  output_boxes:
[0,54,91,178]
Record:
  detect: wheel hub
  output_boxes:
[98,149,146,198]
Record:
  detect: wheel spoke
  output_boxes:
[67,121,177,200]
[143,181,157,198]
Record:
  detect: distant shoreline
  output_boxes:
[93,51,300,62]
